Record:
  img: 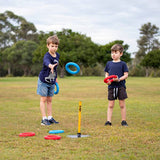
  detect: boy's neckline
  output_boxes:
[49,52,56,58]
[112,60,121,63]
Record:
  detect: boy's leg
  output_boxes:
[40,96,51,125]
[47,96,52,116]
[107,100,115,122]
[119,100,126,121]
[40,96,47,117]
[47,96,59,124]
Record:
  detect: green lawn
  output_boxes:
[0,77,160,160]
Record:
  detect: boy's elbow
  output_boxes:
[124,72,128,79]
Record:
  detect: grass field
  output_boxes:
[0,76,160,160]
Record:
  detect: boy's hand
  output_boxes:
[107,81,111,85]
[113,77,120,82]
[49,63,58,73]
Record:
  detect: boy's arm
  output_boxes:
[105,72,109,78]
[119,72,128,81]
[105,72,111,85]
[113,72,128,82]
[43,54,57,73]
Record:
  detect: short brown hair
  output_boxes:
[47,35,59,45]
[111,44,123,53]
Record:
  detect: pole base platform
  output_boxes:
[77,133,81,137]
[67,135,90,138]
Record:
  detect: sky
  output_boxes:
[1,0,160,55]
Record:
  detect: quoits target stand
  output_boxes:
[67,101,90,138]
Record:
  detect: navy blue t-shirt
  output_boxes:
[39,52,60,84]
[104,61,129,88]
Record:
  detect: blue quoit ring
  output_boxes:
[49,130,64,134]
[65,62,80,74]
[54,82,59,94]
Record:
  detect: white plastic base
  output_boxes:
[67,135,90,138]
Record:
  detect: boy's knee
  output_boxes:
[120,105,125,109]
[40,97,47,102]
[108,105,114,109]
[47,100,52,104]
[47,97,52,103]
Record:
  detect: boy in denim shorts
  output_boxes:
[37,35,60,125]
[104,44,129,126]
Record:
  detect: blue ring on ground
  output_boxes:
[54,82,59,94]
[65,62,80,74]
[49,130,64,134]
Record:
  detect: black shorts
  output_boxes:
[108,87,128,100]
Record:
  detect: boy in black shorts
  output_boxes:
[104,44,129,126]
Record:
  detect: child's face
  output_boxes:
[111,50,123,61]
[47,43,58,54]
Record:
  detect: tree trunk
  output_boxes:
[145,67,149,77]
[80,65,83,76]
[7,63,11,76]
[60,66,65,78]
[23,67,28,76]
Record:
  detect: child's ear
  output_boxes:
[120,52,123,56]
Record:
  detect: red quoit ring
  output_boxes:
[104,75,118,83]
[19,132,35,137]
[44,135,61,140]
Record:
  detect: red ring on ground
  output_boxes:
[44,135,61,140]
[19,132,35,137]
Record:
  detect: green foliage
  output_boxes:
[2,40,38,76]
[32,32,53,63]
[0,10,38,50]
[33,29,100,77]
[128,64,146,77]
[136,22,160,58]
[80,63,104,76]
[0,11,132,77]
[129,22,160,77]
[58,29,99,67]
[97,40,131,66]
[141,49,160,68]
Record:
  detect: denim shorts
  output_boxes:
[37,78,55,97]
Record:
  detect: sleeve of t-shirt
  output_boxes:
[43,54,51,67]
[104,62,109,72]
[123,62,129,72]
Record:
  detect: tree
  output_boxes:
[97,40,131,66]
[2,40,38,76]
[0,10,39,76]
[131,22,160,77]
[58,29,99,76]
[141,49,160,69]
[0,11,38,50]
[136,22,160,59]
[33,29,99,77]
